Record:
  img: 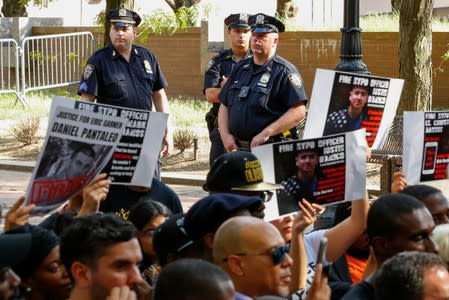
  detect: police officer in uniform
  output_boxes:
[78,8,172,154]
[218,13,307,151]
[78,8,174,216]
[204,13,252,165]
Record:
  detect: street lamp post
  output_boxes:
[335,0,369,74]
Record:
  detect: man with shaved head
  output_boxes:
[213,216,293,299]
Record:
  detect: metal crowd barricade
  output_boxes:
[0,38,26,106]
[20,32,95,99]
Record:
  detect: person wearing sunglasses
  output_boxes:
[214,216,293,299]
[203,151,281,219]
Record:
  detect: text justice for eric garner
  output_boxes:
[52,111,125,142]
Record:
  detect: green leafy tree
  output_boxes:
[136,7,194,42]
[164,0,201,26]
[1,0,52,17]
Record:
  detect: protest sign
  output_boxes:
[252,129,366,220]
[304,69,403,149]
[26,106,127,215]
[51,96,168,187]
[404,111,449,184]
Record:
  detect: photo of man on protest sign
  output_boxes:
[51,96,168,188]
[404,111,449,184]
[26,105,126,215]
[323,83,369,135]
[35,138,110,181]
[304,69,403,150]
[276,145,324,214]
[252,129,367,219]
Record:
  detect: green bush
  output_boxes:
[173,128,198,153]
[137,6,199,41]
[9,117,40,146]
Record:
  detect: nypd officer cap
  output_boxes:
[249,13,285,33]
[224,13,251,29]
[108,8,142,27]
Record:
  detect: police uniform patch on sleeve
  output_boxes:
[288,73,302,88]
[83,64,94,80]
[206,59,214,71]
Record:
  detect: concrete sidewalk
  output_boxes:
[0,159,208,227]
[0,159,206,186]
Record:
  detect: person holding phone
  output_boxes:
[326,202,371,300]
[341,193,438,300]
[289,193,370,300]
[271,199,324,295]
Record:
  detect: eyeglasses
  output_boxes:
[225,244,290,265]
[238,190,274,203]
[260,190,274,202]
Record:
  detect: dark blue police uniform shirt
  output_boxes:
[203,48,252,113]
[218,54,307,141]
[203,48,252,91]
[78,44,168,111]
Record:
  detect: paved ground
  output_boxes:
[0,167,208,228]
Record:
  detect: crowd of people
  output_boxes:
[1,7,449,300]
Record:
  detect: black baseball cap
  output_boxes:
[0,233,32,267]
[107,8,142,27]
[203,151,281,192]
[249,13,285,33]
[224,13,251,29]
[152,214,194,266]
[183,193,263,240]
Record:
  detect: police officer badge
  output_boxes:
[257,72,270,87]
[239,13,248,23]
[144,60,153,74]
[83,64,94,79]
[288,73,303,88]
[119,8,127,17]
[256,14,265,25]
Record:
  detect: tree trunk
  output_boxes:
[1,0,28,17]
[397,0,433,113]
[103,0,134,46]
[164,0,201,13]
[391,0,401,13]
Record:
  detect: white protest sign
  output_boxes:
[26,106,127,215]
[252,129,366,221]
[51,96,168,188]
[304,69,403,149]
[404,111,449,184]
